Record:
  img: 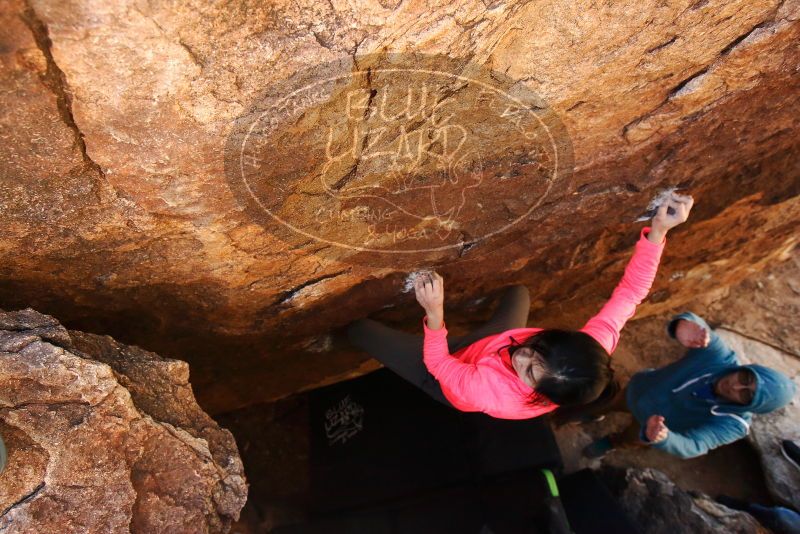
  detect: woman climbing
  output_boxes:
[347,192,694,419]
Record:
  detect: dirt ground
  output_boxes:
[224,249,799,532]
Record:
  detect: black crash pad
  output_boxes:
[308,368,562,514]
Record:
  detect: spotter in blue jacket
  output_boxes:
[626,312,797,459]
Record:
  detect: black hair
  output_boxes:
[504,329,613,407]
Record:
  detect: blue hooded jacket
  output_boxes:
[626,312,797,459]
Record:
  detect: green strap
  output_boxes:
[541,469,559,497]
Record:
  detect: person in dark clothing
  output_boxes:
[583,312,797,459]
[716,495,800,534]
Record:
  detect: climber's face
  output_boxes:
[511,347,544,389]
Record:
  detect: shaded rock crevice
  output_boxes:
[718,0,790,56]
[18,1,110,200]
[0,400,91,412]
[0,482,46,518]
[275,269,352,306]
[645,34,678,54]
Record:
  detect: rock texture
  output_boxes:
[600,467,769,534]
[1,0,799,412]
[704,251,800,358]
[0,308,247,533]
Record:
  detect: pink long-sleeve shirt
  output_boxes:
[422,227,666,420]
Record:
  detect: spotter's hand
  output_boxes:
[675,319,710,349]
[645,415,669,443]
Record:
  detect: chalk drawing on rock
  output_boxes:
[224,53,574,268]
[324,395,365,445]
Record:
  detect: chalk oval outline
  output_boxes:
[235,60,566,254]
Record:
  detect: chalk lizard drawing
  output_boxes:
[324,395,366,445]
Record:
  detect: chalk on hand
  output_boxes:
[636,187,678,222]
[402,270,436,293]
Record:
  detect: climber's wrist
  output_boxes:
[425,308,444,330]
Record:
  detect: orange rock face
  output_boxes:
[0,308,247,532]
[0,0,798,413]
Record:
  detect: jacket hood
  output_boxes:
[730,364,797,414]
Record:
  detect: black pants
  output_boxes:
[347,285,531,407]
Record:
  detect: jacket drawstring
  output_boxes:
[710,405,750,432]
[671,372,713,393]
[671,373,751,433]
